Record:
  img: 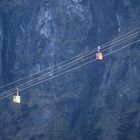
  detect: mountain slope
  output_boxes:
[0,0,140,140]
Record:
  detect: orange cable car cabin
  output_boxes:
[96,46,103,61]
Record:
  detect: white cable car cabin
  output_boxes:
[96,46,103,61]
[13,88,21,103]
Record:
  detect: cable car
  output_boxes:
[96,46,103,60]
[13,88,21,103]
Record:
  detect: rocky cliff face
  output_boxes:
[0,0,140,140]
